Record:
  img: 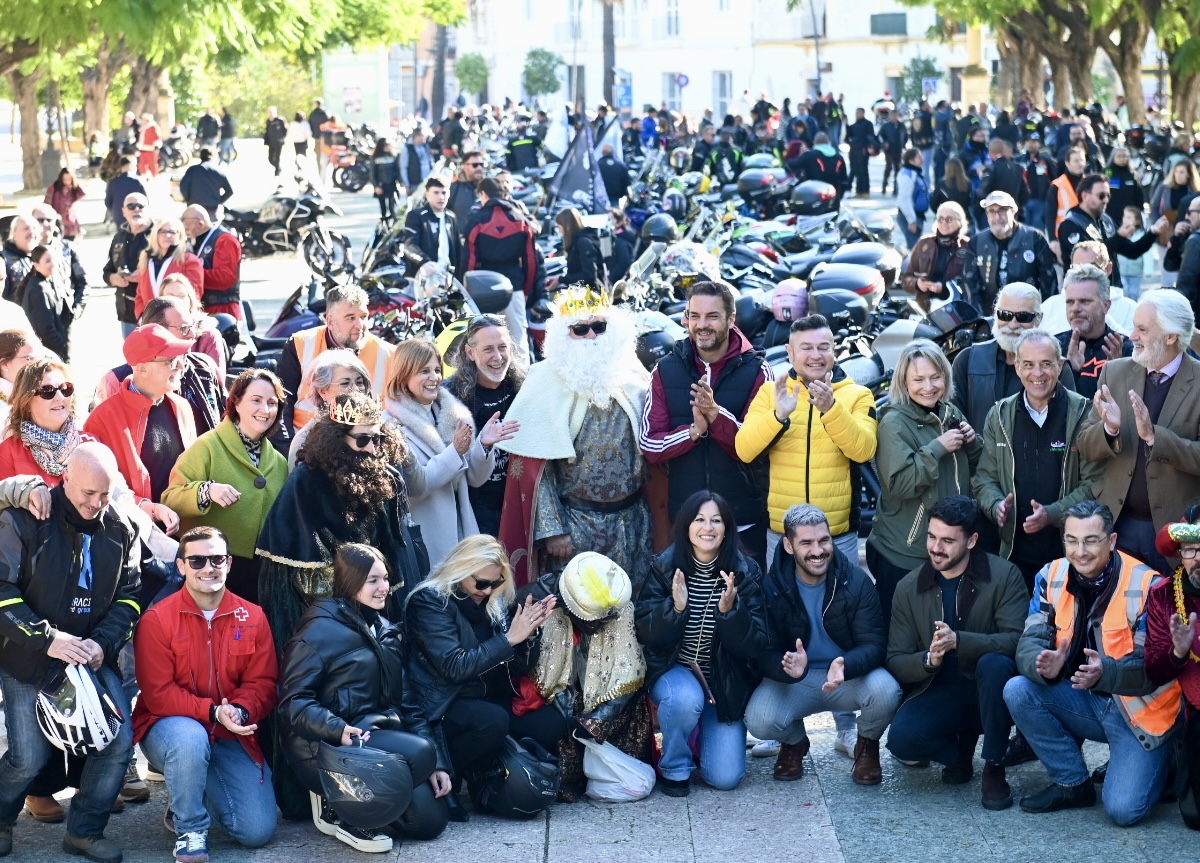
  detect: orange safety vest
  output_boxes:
[1050,173,1079,232]
[292,326,393,429]
[1042,552,1182,740]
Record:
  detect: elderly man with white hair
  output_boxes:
[1079,288,1200,575]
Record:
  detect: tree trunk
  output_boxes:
[1101,16,1150,124]
[9,68,44,191]
[124,56,162,120]
[1019,42,1044,104]
[81,37,129,142]
[995,29,1018,109]
[603,2,615,107]
[1176,71,1200,128]
[1066,48,1094,105]
[1050,60,1072,110]
[432,25,448,124]
[0,39,38,79]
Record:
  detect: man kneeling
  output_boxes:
[133,527,278,863]
[1004,500,1182,825]
[745,504,900,784]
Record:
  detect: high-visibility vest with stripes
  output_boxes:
[292,326,393,429]
[1050,173,1079,232]
[1041,552,1182,741]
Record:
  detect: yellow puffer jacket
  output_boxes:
[735,371,878,536]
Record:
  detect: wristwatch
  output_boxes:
[922,651,937,672]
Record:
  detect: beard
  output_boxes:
[543,308,646,408]
[299,420,405,522]
[1132,336,1169,371]
[992,320,1023,353]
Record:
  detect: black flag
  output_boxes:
[547,122,612,214]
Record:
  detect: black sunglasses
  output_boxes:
[35,383,74,400]
[35,217,55,224]
[183,555,230,570]
[346,432,383,449]
[473,574,505,591]
[995,309,1039,324]
[465,162,483,168]
[570,321,608,337]
[124,203,145,210]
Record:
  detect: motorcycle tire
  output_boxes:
[168,150,189,170]
[336,164,370,193]
[301,230,352,274]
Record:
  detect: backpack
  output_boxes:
[911,169,930,215]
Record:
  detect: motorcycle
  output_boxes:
[158,127,192,171]
[224,177,352,273]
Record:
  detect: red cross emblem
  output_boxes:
[234,607,250,622]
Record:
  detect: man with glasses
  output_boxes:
[0,442,143,863]
[85,324,196,536]
[1004,500,1182,824]
[963,191,1059,314]
[1058,173,1166,291]
[1,215,37,304]
[102,192,154,337]
[181,205,243,319]
[1173,199,1200,314]
[448,150,484,227]
[29,204,88,331]
[132,526,278,863]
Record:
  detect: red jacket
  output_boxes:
[82,378,197,503]
[200,232,242,318]
[132,587,278,764]
[135,252,205,319]
[0,432,96,486]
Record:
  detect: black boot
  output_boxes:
[1001,731,1038,767]
[1019,780,1097,813]
[445,793,469,823]
[941,733,978,785]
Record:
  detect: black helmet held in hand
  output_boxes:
[317,740,415,830]
[640,212,679,243]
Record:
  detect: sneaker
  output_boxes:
[833,728,858,758]
[173,831,209,863]
[657,777,690,798]
[0,823,11,857]
[334,823,392,853]
[163,809,175,833]
[744,731,763,748]
[145,770,165,783]
[750,739,782,758]
[119,763,149,803]
[62,834,123,863]
[309,791,338,837]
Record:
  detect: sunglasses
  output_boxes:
[182,554,230,570]
[124,203,146,210]
[346,432,383,449]
[995,309,1039,324]
[472,574,505,591]
[465,162,484,168]
[570,321,608,337]
[35,217,55,224]
[35,383,75,400]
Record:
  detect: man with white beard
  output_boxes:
[1079,289,1200,575]
[497,286,653,591]
[951,282,1077,436]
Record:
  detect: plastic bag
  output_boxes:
[579,735,655,803]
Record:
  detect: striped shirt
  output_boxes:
[677,557,722,676]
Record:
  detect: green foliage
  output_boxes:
[187,53,319,130]
[1091,71,1113,108]
[900,56,943,103]
[523,48,563,98]
[456,52,488,95]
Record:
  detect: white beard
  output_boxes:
[544,308,645,408]
[992,321,1023,354]
[1132,337,1168,372]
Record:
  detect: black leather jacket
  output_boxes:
[962,223,1058,312]
[279,598,448,786]
[635,546,767,723]
[404,587,517,724]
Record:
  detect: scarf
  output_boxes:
[20,417,81,477]
[533,603,645,714]
[235,423,263,467]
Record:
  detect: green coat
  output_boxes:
[973,386,1103,560]
[161,418,288,559]
[868,400,982,572]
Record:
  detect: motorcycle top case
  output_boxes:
[807,287,869,329]
[737,168,790,197]
[829,242,903,289]
[463,271,514,315]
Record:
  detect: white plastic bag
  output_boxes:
[579,736,655,803]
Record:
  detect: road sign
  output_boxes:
[922,78,939,94]
[676,74,689,88]
[616,83,633,113]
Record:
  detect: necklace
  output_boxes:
[1172,567,1200,663]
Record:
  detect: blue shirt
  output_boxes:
[797,577,840,668]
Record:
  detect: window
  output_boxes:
[717,0,730,10]
[664,72,682,112]
[666,0,680,36]
[870,13,907,36]
[713,71,732,118]
[797,0,826,38]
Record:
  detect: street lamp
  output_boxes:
[810,0,823,98]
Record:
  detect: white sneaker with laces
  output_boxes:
[751,739,782,758]
[173,830,209,863]
[334,823,393,853]
[744,731,763,748]
[834,728,858,758]
[309,791,339,837]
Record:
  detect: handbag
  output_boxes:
[578,734,655,803]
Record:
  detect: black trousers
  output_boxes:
[864,541,915,640]
[267,143,284,174]
[365,730,448,841]
[850,149,870,194]
[227,555,260,606]
[441,696,568,778]
[881,153,902,192]
[376,182,398,220]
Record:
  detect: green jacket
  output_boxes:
[885,548,1028,699]
[868,400,982,572]
[161,418,288,559]
[974,386,1103,559]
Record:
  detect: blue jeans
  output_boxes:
[1023,198,1046,236]
[1004,676,1171,826]
[141,716,276,845]
[218,139,236,164]
[120,320,137,339]
[0,665,132,837]
[651,664,747,790]
[897,215,924,253]
[1121,276,1142,300]
[921,148,935,186]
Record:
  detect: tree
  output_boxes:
[523,48,564,101]
[455,52,488,98]
[601,1,624,108]
[899,56,943,104]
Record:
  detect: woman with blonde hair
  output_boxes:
[152,273,226,376]
[382,339,517,567]
[405,535,564,820]
[135,218,204,319]
[899,201,971,313]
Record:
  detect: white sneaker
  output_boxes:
[334,823,393,853]
[751,739,782,758]
[309,791,338,838]
[173,830,209,863]
[145,769,165,782]
[745,731,763,748]
[834,728,858,758]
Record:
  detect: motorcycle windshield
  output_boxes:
[628,242,665,282]
[923,300,982,335]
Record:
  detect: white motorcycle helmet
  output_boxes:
[36,663,125,757]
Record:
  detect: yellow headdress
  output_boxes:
[327,393,382,427]
[553,284,612,322]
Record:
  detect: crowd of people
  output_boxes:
[4,88,1200,863]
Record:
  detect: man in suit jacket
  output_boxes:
[1078,289,1200,574]
[402,176,461,277]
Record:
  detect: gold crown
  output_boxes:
[554,284,612,320]
[327,394,382,427]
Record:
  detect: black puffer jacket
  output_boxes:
[636,546,767,723]
[565,227,604,288]
[757,543,885,684]
[404,588,517,723]
[279,598,447,790]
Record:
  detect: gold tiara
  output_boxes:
[327,394,382,427]
[554,284,612,320]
